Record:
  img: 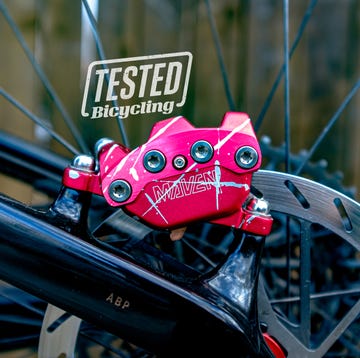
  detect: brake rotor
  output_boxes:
[254,170,360,357]
[38,172,360,357]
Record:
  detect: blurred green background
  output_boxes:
[0,0,359,201]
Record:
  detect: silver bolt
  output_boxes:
[244,195,270,216]
[71,155,95,172]
[94,137,114,156]
[143,150,166,173]
[235,146,258,169]
[191,140,213,163]
[173,155,187,170]
[109,180,132,203]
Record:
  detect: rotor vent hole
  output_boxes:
[284,180,310,209]
[334,197,353,233]
[46,312,73,333]
[250,185,264,198]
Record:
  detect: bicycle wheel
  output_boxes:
[0,0,359,357]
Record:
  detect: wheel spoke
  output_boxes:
[0,0,89,154]
[81,0,130,148]
[295,79,360,176]
[270,287,360,304]
[0,88,80,156]
[316,299,360,357]
[255,0,318,132]
[204,0,236,111]
[282,0,291,174]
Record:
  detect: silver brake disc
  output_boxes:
[38,170,360,357]
[253,170,360,358]
[253,170,359,250]
[38,304,82,358]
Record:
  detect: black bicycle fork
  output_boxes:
[0,191,274,357]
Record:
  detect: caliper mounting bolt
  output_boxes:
[109,180,132,203]
[143,150,166,173]
[235,146,258,169]
[191,140,213,163]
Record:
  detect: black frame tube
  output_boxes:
[0,132,273,356]
[0,130,68,196]
[0,194,272,356]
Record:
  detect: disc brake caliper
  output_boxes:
[62,112,272,235]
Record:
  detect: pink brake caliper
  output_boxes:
[63,111,272,235]
[62,111,284,356]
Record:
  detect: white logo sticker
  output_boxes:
[81,52,193,119]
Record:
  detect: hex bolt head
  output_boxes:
[108,180,132,203]
[143,150,166,173]
[190,140,213,163]
[71,154,96,172]
[173,155,187,170]
[235,146,258,169]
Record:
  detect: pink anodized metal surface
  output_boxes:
[62,112,272,234]
[99,112,269,231]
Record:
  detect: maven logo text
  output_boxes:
[81,52,192,119]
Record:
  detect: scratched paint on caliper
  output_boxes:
[97,112,261,229]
